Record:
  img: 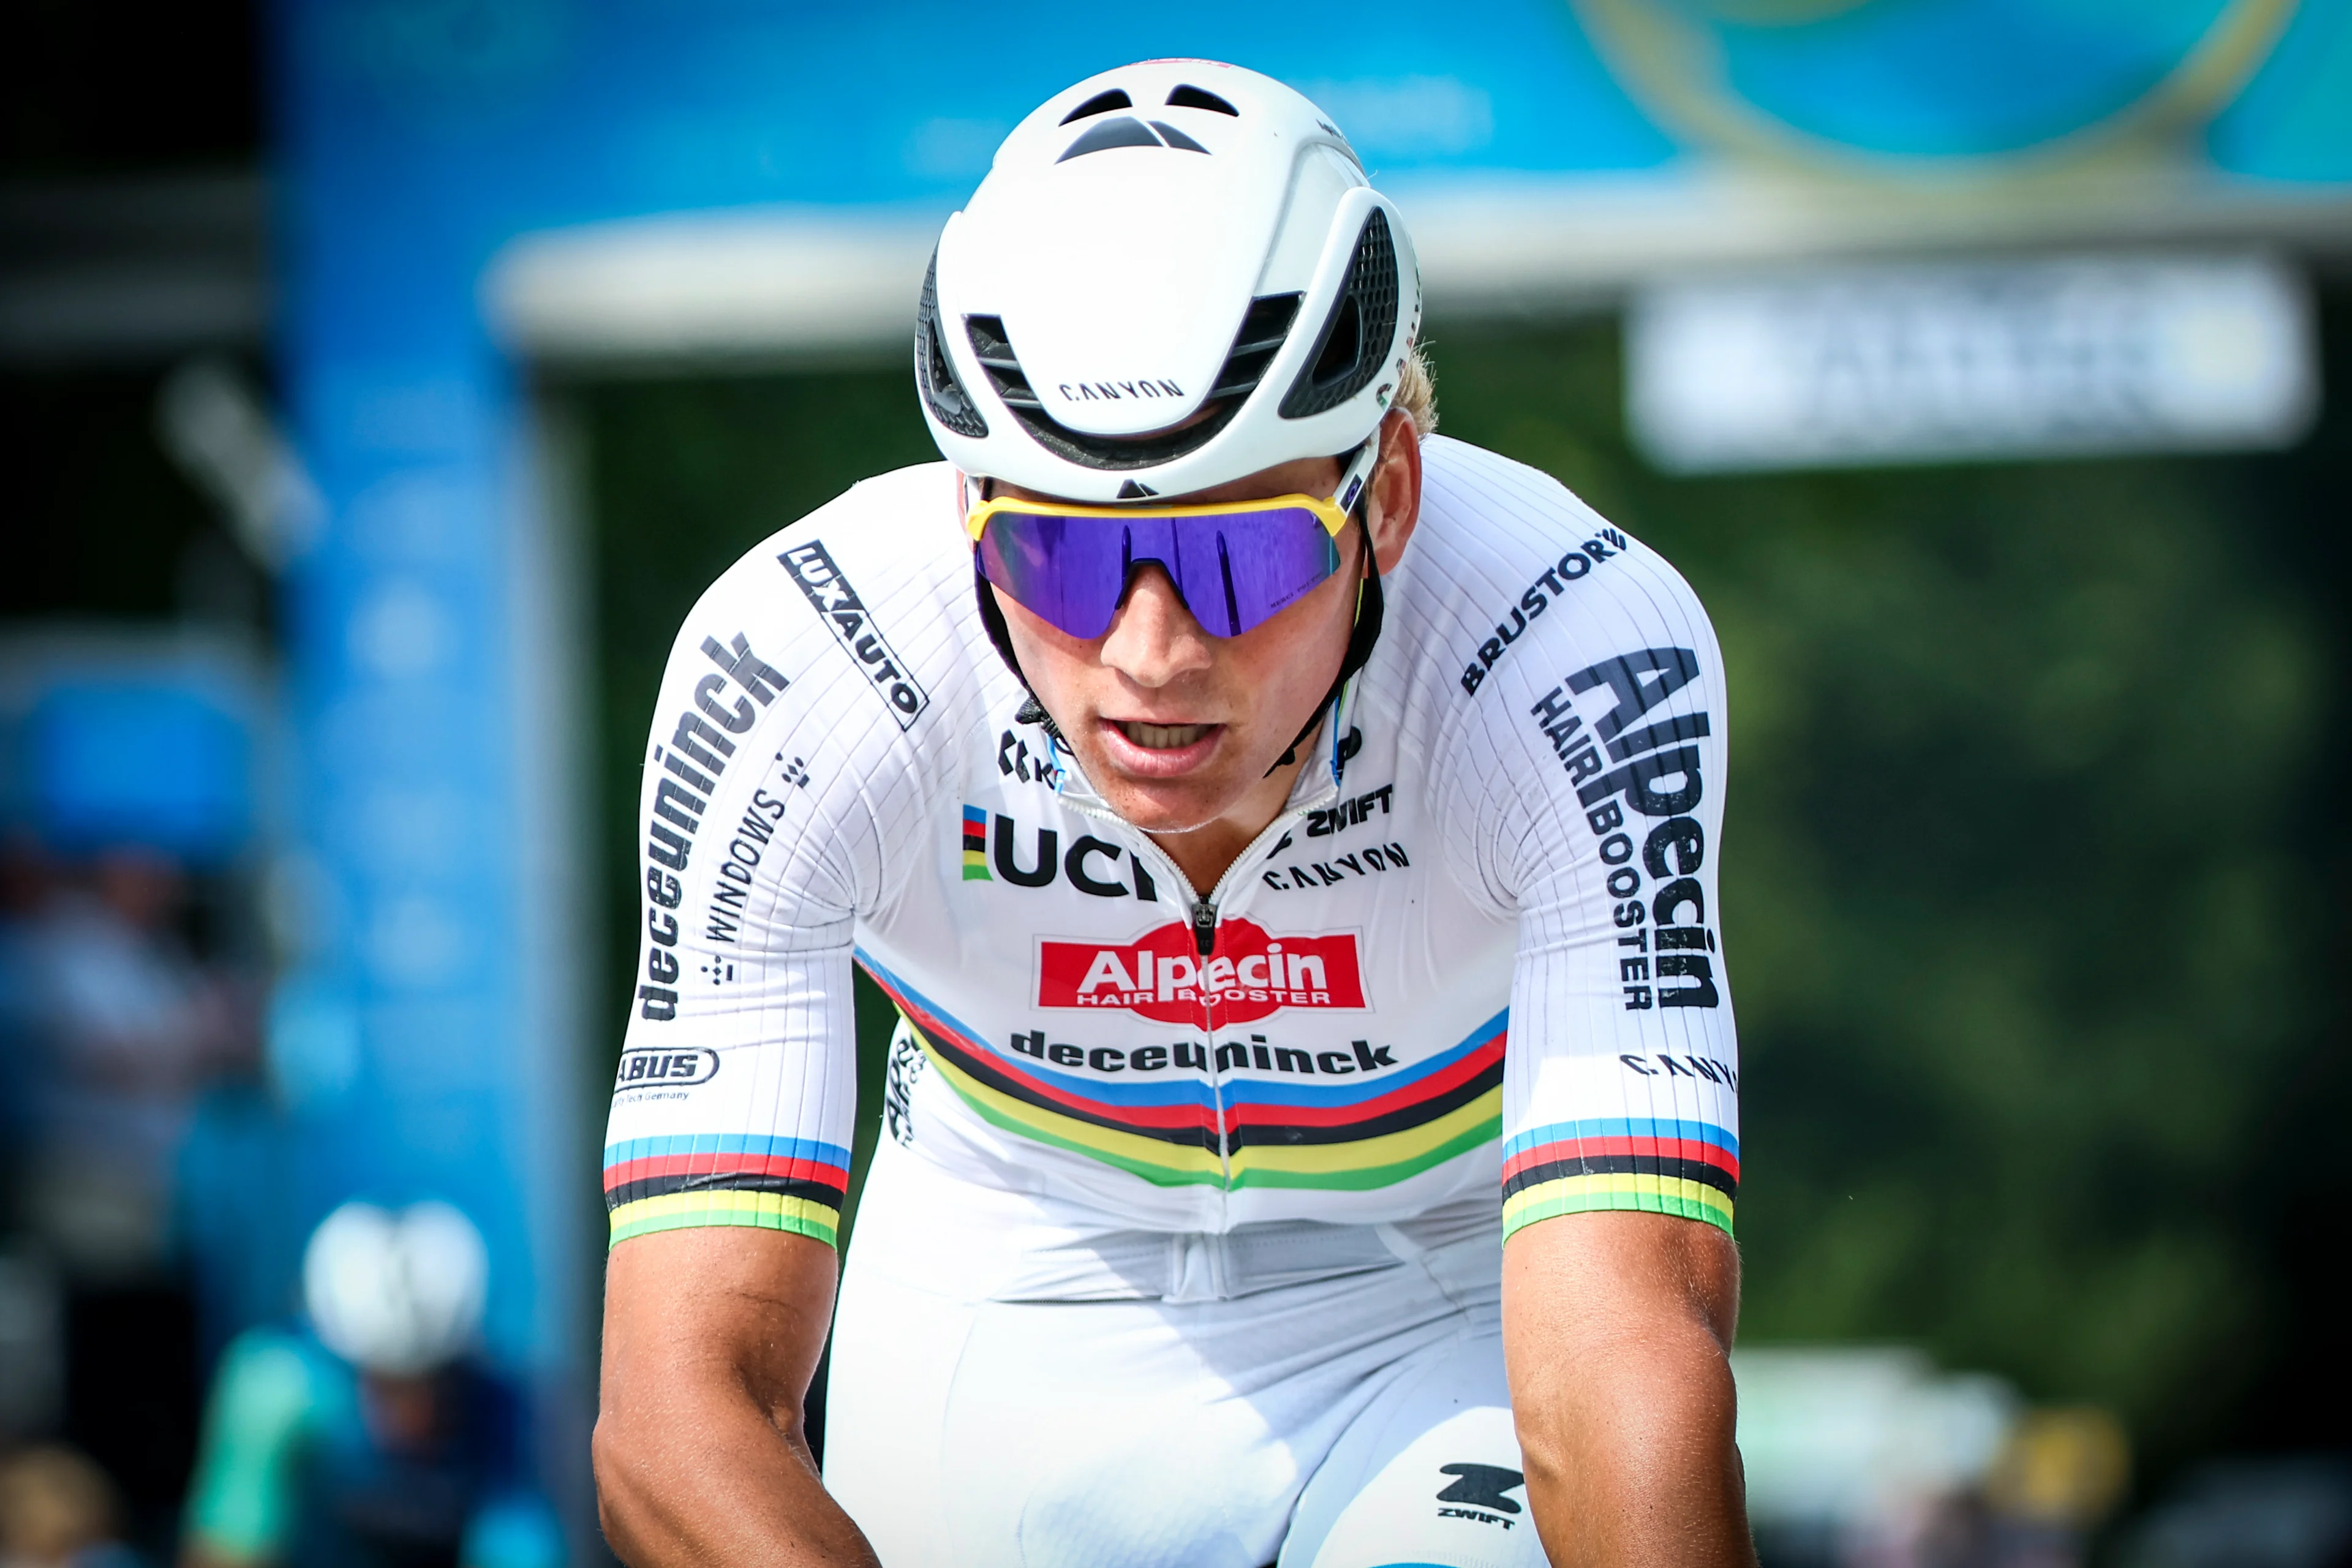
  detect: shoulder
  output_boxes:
[679,460,967,657]
[1371,439,1726,904]
[1392,436,1716,704]
[206,1325,326,1427]
[769,459,967,590]
[657,460,995,745]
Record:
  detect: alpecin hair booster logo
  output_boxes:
[1038,917,1365,1026]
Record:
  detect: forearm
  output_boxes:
[1502,1211,1755,1568]
[594,1378,876,1567]
[1511,1315,1752,1567]
[598,1228,880,1568]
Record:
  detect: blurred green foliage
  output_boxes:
[1429,321,2330,1460]
[575,311,2342,1466]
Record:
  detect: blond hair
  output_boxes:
[1393,336,1438,437]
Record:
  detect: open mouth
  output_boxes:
[1116,720,1214,750]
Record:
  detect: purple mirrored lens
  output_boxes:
[977,508,1342,640]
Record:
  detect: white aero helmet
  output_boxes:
[303,1200,488,1377]
[918,61,1422,503]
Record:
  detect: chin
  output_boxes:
[1097,777,1218,832]
[1088,761,1235,834]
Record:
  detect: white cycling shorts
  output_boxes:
[823,1141,1554,1568]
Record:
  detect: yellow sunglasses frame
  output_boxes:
[961,437,1379,543]
[963,487,1354,545]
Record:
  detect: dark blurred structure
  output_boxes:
[3,0,281,1547]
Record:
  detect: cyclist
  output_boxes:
[181,1202,562,1568]
[595,60,1750,1568]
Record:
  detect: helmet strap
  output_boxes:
[1264,510,1383,778]
[973,563,1070,745]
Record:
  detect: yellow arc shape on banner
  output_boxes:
[1571,0,2301,177]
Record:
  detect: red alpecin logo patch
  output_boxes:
[1037,918,1366,1025]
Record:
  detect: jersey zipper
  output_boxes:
[1060,771,1344,1218]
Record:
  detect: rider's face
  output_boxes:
[995,412,1420,848]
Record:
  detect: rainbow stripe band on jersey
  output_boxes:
[1499,1118,1738,1238]
[960,805,990,880]
[603,1132,852,1248]
[858,951,1504,1193]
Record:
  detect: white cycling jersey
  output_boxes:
[601,435,1740,1257]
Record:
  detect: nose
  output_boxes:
[1099,564,1215,687]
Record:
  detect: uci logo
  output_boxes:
[961,807,1158,901]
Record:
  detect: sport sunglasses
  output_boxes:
[966,439,1380,641]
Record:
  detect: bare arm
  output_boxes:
[596,1227,881,1568]
[1502,1210,1755,1568]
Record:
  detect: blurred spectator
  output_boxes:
[180,1203,560,1568]
[1737,1349,2130,1568]
[0,840,55,1216]
[0,1252,64,1443]
[0,840,258,1545]
[9,846,245,1281]
[0,1444,140,1568]
[0,846,65,1447]
[2121,1457,2352,1568]
[1978,1409,2133,1568]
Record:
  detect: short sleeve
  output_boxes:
[600,584,897,1252]
[1482,552,1740,1242]
[183,1329,317,1558]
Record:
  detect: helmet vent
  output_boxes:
[1060,115,1207,162]
[965,316,1040,410]
[1150,120,1208,154]
[962,296,1305,472]
[1310,298,1361,384]
[915,251,988,438]
[1167,85,1238,116]
[1062,88,1134,124]
[1280,209,1398,421]
[1210,293,1302,399]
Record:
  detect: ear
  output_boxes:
[1364,408,1422,575]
